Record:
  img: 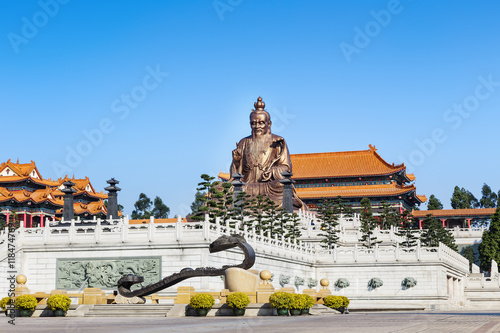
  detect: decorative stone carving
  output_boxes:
[307,278,318,289]
[401,277,417,289]
[114,294,146,304]
[294,276,304,290]
[279,274,290,288]
[335,278,350,289]
[56,257,161,289]
[368,278,383,290]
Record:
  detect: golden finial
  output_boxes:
[253,96,265,111]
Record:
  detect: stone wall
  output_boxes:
[0,217,473,310]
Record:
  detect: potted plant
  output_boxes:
[15,294,37,317]
[47,294,71,317]
[299,294,315,315]
[226,292,250,316]
[0,297,11,316]
[269,291,292,316]
[189,293,215,317]
[288,294,305,316]
[323,295,350,314]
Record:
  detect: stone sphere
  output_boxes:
[16,274,27,284]
[320,278,329,287]
[260,270,272,280]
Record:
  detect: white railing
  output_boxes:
[0,215,471,272]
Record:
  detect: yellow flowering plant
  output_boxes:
[226,292,250,309]
[189,294,215,309]
[15,295,37,311]
[0,297,11,311]
[268,291,292,309]
[47,294,71,312]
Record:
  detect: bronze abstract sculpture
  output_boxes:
[230,97,306,210]
[117,234,255,297]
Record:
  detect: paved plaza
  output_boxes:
[2,311,500,333]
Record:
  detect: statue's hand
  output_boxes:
[232,142,242,162]
[261,170,272,182]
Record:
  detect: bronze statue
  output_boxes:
[230,97,307,210]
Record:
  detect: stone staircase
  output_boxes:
[85,304,174,317]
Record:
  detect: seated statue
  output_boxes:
[230,97,306,210]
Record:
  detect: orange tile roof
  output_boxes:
[0,159,38,177]
[129,218,187,224]
[407,173,416,181]
[295,183,425,202]
[412,208,496,218]
[218,172,230,181]
[291,145,406,179]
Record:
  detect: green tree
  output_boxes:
[284,212,302,244]
[247,195,268,233]
[131,193,152,219]
[420,214,457,251]
[190,190,206,217]
[378,201,398,229]
[395,210,419,248]
[478,207,500,271]
[451,186,479,209]
[230,191,252,230]
[427,194,443,210]
[191,174,217,222]
[208,181,234,226]
[317,196,353,248]
[480,184,498,208]
[151,196,170,218]
[261,197,283,238]
[461,246,476,271]
[358,197,381,248]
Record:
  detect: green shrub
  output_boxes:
[323,295,350,309]
[302,294,315,309]
[289,294,315,310]
[0,297,10,311]
[15,295,37,311]
[323,295,342,309]
[189,293,215,309]
[226,292,250,309]
[268,291,292,309]
[47,294,71,311]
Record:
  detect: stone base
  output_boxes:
[114,294,146,304]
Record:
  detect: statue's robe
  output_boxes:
[230,134,306,210]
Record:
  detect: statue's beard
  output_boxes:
[249,133,271,160]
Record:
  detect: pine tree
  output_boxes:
[420,214,457,251]
[247,195,268,233]
[378,201,398,229]
[190,190,206,217]
[451,186,479,209]
[230,191,252,230]
[284,212,302,244]
[261,197,282,238]
[478,207,500,271]
[131,193,153,219]
[317,196,353,248]
[461,246,476,271]
[480,184,498,208]
[209,181,234,226]
[317,198,339,248]
[395,209,419,248]
[427,194,444,210]
[358,197,381,248]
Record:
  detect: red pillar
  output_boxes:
[23,212,27,228]
[441,219,446,228]
[30,214,33,228]
[6,212,9,227]
[419,219,422,230]
[40,214,44,228]
[467,218,471,228]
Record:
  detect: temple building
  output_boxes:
[0,159,108,227]
[220,145,426,213]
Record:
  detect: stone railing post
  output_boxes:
[354,244,358,262]
[120,218,127,243]
[95,218,101,243]
[175,221,182,241]
[203,218,209,240]
[43,222,50,244]
[395,242,399,261]
[69,219,75,244]
[148,217,155,242]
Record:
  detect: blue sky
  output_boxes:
[1,0,500,216]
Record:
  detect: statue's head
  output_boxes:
[250,97,271,137]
